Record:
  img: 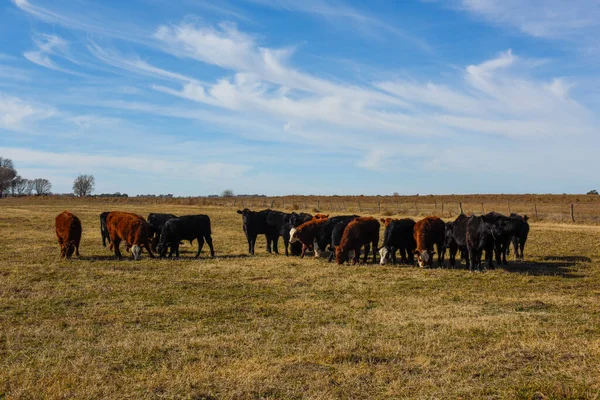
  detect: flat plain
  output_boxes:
[1,198,600,399]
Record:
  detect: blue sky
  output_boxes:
[1,0,599,196]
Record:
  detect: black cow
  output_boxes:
[445,214,470,268]
[484,212,521,265]
[265,211,314,256]
[378,218,417,265]
[100,211,110,247]
[510,213,530,260]
[466,215,501,271]
[147,213,178,251]
[327,218,358,262]
[237,208,278,255]
[314,215,359,258]
[157,215,214,258]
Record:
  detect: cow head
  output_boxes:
[380,218,394,226]
[63,241,76,259]
[335,247,348,264]
[414,249,435,268]
[236,208,253,225]
[444,222,454,248]
[379,247,389,265]
[289,227,299,243]
[131,245,142,260]
[313,213,329,220]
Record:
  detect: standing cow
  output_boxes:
[106,211,154,260]
[55,210,82,259]
[445,214,469,268]
[289,218,329,258]
[237,209,278,255]
[336,217,380,265]
[100,211,110,247]
[147,213,178,252]
[466,215,500,271]
[413,216,445,268]
[157,215,215,259]
[288,212,313,256]
[379,218,417,265]
[510,213,530,260]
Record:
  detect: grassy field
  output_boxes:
[1,198,600,399]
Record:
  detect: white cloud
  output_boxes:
[0,93,55,130]
[23,34,85,76]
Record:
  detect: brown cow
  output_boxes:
[336,217,379,265]
[55,210,82,259]
[106,211,154,260]
[413,216,445,268]
[289,218,328,258]
[313,213,329,220]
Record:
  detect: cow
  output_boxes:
[157,215,214,259]
[287,212,313,256]
[106,211,154,260]
[336,217,380,265]
[289,218,329,258]
[379,218,416,265]
[313,215,360,258]
[266,210,298,256]
[100,211,110,247]
[327,218,360,262]
[510,213,530,260]
[147,213,178,251]
[237,209,278,255]
[55,210,82,259]
[445,214,470,268]
[413,216,445,268]
[466,215,500,271]
[313,213,329,220]
[484,212,522,265]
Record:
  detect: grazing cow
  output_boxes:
[313,213,329,220]
[336,217,380,265]
[466,215,500,271]
[413,216,445,268]
[484,212,521,265]
[237,209,278,255]
[106,211,154,260]
[445,214,470,268]
[100,211,110,247]
[147,213,178,251]
[379,218,416,265]
[157,215,214,258]
[313,215,360,258]
[266,210,297,256]
[55,210,82,259]
[327,218,360,262]
[289,218,329,258]
[510,213,530,260]
[287,212,313,256]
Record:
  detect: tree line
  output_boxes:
[0,156,95,198]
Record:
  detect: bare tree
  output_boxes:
[221,189,234,197]
[0,157,17,198]
[33,178,52,196]
[10,176,28,197]
[24,179,35,196]
[73,174,95,197]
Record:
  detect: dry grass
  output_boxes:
[1,198,600,399]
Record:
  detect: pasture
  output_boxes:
[1,198,600,399]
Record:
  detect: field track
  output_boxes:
[1,198,600,399]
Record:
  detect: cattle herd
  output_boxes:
[54,208,529,271]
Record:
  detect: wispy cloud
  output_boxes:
[0,93,55,130]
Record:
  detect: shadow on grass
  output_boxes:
[501,260,586,278]
[540,255,592,263]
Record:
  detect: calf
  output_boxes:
[266,210,298,256]
[289,218,329,258]
[336,217,379,265]
[509,213,530,260]
[237,208,278,255]
[55,210,82,259]
[106,211,155,260]
[100,211,110,247]
[314,215,360,258]
[413,216,445,268]
[466,215,500,271]
[327,218,359,262]
[379,218,416,265]
[157,215,214,258]
[147,213,178,252]
[287,212,313,256]
[445,214,469,268]
[484,212,521,265]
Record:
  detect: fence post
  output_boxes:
[378,201,381,212]
[459,202,463,214]
[282,198,284,208]
[343,201,346,211]
[508,203,511,214]
[396,200,400,214]
[570,204,575,222]
[358,201,362,212]
[317,199,320,210]
[270,199,274,208]
[534,203,538,219]
[481,203,484,214]
[441,202,444,216]
[330,200,332,210]
[233,198,236,207]
[415,202,418,215]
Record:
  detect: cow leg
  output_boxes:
[363,244,370,264]
[113,237,122,260]
[519,242,525,261]
[353,246,361,265]
[249,234,257,255]
[283,235,289,257]
[486,243,495,270]
[75,243,80,257]
[265,234,272,253]
[468,247,476,272]
[195,237,205,258]
[205,235,215,258]
[437,243,445,268]
[300,244,308,258]
[372,242,378,264]
[328,249,334,263]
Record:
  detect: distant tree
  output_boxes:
[24,179,35,196]
[10,176,28,197]
[73,174,95,197]
[0,157,17,198]
[33,178,52,196]
[221,189,234,197]
[587,189,598,195]
[393,192,400,196]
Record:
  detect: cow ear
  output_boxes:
[523,215,529,221]
[380,218,385,223]
[236,210,243,214]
